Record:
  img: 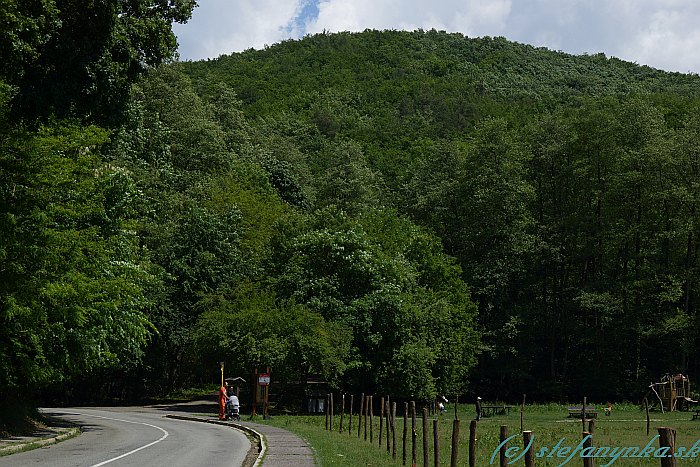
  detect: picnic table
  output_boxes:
[481,404,515,417]
[567,406,598,418]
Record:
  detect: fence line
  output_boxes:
[325,393,462,465]
[322,394,687,466]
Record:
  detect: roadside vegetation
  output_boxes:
[0,403,38,438]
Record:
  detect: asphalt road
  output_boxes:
[0,406,250,467]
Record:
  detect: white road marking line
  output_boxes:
[56,411,169,467]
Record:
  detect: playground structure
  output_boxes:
[646,373,698,412]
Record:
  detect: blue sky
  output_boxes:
[173,0,700,74]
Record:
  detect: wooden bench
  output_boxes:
[481,404,515,417]
[568,406,598,418]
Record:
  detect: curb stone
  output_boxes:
[0,427,80,457]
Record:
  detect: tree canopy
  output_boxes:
[1,0,196,125]
[3,24,700,416]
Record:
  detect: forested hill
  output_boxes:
[182,29,700,114]
[178,30,700,401]
[3,20,700,420]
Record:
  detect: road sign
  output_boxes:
[258,374,270,386]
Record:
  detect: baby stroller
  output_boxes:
[226,395,240,421]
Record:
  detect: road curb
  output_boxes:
[0,427,81,457]
[165,414,266,466]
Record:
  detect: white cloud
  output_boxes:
[174,0,700,73]
[306,0,512,37]
[620,4,700,73]
[174,0,302,59]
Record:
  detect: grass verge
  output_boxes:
[254,403,700,466]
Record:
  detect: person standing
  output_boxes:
[438,395,448,414]
[476,397,482,421]
[218,383,228,420]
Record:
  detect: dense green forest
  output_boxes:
[181,31,700,402]
[2,3,700,424]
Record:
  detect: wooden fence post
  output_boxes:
[330,392,334,431]
[370,395,374,443]
[387,398,392,453]
[450,419,460,467]
[582,432,593,467]
[658,427,677,467]
[349,394,354,436]
[325,394,329,431]
[392,402,397,460]
[582,396,587,433]
[523,431,534,467]
[358,393,364,438]
[469,419,477,467]
[340,393,345,433]
[364,395,369,441]
[588,418,595,434]
[520,394,526,433]
[644,398,650,436]
[423,408,429,467]
[411,401,417,467]
[433,419,439,467]
[403,402,408,465]
[379,396,385,447]
[499,426,509,467]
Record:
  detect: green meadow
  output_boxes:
[259,403,700,466]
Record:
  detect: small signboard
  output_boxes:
[258,373,270,386]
